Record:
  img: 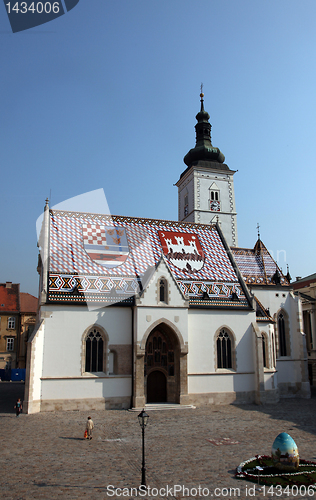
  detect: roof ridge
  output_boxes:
[50,209,218,231]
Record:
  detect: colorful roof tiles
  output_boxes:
[48,210,250,307]
[231,239,289,287]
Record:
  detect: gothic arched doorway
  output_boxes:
[147,370,167,403]
[144,324,179,404]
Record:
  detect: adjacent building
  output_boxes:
[293,274,316,387]
[18,293,38,369]
[0,282,20,371]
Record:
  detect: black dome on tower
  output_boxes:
[183,93,226,168]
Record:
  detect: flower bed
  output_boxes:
[236,455,316,487]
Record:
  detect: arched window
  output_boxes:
[271,330,276,367]
[262,333,268,368]
[85,328,105,373]
[158,278,168,303]
[278,312,287,357]
[216,329,233,369]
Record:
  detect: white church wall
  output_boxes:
[254,288,309,398]
[288,293,303,358]
[253,288,291,320]
[41,305,132,378]
[276,360,299,385]
[263,371,276,391]
[187,309,256,375]
[41,375,131,400]
[188,373,255,393]
[24,319,45,413]
[31,324,45,403]
[254,289,302,359]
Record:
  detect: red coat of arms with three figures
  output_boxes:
[158,231,204,273]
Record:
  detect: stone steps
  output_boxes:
[128,403,196,412]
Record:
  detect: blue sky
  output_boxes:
[1,0,315,296]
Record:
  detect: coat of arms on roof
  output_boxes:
[158,231,204,273]
[82,223,129,269]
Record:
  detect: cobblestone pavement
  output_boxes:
[1,383,316,500]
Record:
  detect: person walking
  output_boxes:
[86,416,94,440]
[14,398,22,417]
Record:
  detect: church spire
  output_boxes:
[183,90,225,167]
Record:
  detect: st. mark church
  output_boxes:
[24,94,310,413]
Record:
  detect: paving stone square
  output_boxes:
[1,383,316,500]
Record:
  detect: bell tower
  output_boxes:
[176,92,238,247]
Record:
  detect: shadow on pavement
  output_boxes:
[59,436,86,441]
[233,385,316,436]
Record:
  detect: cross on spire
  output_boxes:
[257,223,260,240]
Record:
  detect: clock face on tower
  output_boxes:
[210,200,220,212]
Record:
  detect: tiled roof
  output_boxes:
[231,239,289,287]
[0,283,20,312]
[254,296,274,323]
[292,273,316,289]
[48,210,250,308]
[20,293,37,313]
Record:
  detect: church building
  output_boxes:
[24,94,310,413]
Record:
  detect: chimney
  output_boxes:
[296,277,301,282]
[6,282,12,288]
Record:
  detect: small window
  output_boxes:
[158,278,168,303]
[6,338,14,351]
[8,317,15,329]
[210,190,220,201]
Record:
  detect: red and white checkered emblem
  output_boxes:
[82,223,129,269]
